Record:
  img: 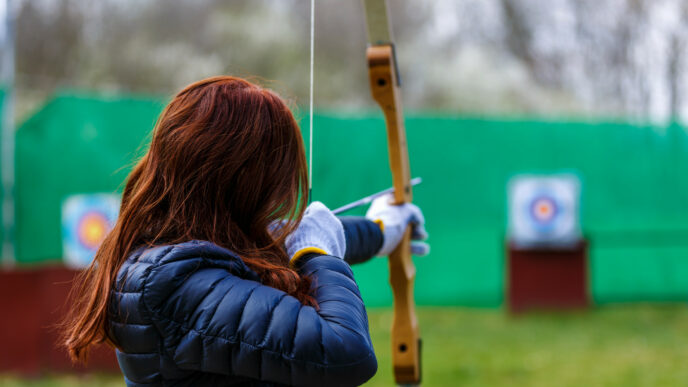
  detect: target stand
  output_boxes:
[506,174,589,314]
[507,240,589,314]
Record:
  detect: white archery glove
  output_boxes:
[366,193,429,257]
[285,201,346,267]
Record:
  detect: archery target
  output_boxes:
[62,193,120,268]
[508,174,581,247]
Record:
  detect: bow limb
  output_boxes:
[363,1,421,384]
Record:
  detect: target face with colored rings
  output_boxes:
[62,193,120,268]
[508,174,581,247]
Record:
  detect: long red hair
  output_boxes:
[63,76,312,363]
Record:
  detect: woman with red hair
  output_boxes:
[62,76,428,386]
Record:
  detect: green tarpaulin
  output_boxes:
[14,92,688,306]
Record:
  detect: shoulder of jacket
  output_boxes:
[116,240,257,295]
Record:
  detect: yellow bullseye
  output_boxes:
[538,204,551,216]
[533,198,555,221]
[79,213,108,249]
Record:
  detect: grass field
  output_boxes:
[1,304,687,386]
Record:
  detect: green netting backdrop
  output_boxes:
[14,92,688,307]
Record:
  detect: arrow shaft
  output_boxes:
[331,177,422,215]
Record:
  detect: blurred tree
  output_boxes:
[12,0,688,124]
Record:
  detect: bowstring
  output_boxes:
[308,0,315,204]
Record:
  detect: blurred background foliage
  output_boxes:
[14,0,688,123]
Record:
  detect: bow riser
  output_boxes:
[366,44,421,385]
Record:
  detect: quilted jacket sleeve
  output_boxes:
[340,216,383,265]
[141,253,377,386]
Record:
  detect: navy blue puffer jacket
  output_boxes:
[109,218,382,386]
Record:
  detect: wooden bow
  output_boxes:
[362,1,421,385]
